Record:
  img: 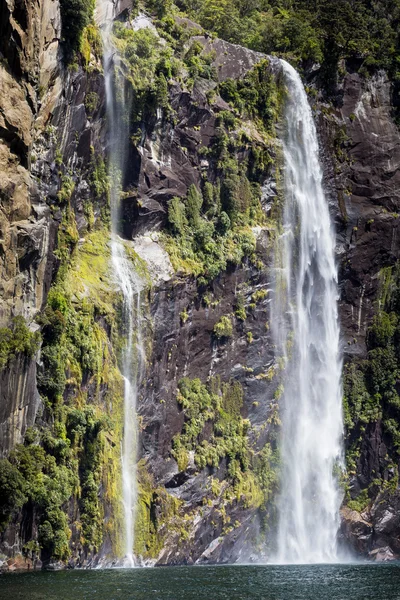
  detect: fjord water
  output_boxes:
[96,0,144,565]
[1,564,399,600]
[273,60,343,563]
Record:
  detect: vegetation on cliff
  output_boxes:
[0,317,41,370]
[344,263,400,507]
[159,57,283,281]
[6,0,400,566]
[170,0,400,94]
[134,376,279,560]
[0,224,129,562]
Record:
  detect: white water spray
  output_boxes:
[96,0,144,566]
[272,60,344,564]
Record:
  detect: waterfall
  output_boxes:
[272,60,344,564]
[96,0,144,566]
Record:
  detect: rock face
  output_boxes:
[1,0,400,568]
[0,0,61,325]
[0,0,62,456]
[315,67,400,559]
[318,70,400,350]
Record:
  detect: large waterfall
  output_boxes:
[272,60,344,564]
[97,0,144,566]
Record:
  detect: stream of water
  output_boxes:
[96,0,144,566]
[272,60,344,564]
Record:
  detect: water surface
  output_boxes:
[0,564,399,600]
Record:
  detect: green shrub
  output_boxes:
[347,488,370,513]
[60,0,95,59]
[213,315,233,339]
[0,316,41,370]
[85,91,99,116]
[234,294,247,321]
[251,289,267,303]
[0,459,27,530]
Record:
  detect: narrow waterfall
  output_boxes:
[97,0,144,566]
[272,60,344,564]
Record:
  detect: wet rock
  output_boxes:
[369,546,396,562]
[340,507,373,555]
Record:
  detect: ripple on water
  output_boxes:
[0,564,400,600]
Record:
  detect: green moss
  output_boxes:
[80,23,102,67]
[134,460,182,559]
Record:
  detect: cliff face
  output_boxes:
[0,0,400,570]
[0,0,61,457]
[316,68,400,559]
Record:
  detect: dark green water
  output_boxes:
[0,564,399,600]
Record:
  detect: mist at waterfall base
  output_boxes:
[1,564,399,600]
[271,60,344,564]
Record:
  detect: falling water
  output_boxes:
[96,0,144,566]
[272,60,344,564]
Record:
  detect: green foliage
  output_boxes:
[80,23,102,66]
[90,149,109,203]
[0,443,77,559]
[60,0,95,59]
[85,91,99,116]
[163,175,262,281]
[213,315,233,339]
[186,184,203,226]
[0,316,41,370]
[37,282,105,405]
[113,22,173,121]
[183,40,216,83]
[344,262,400,487]
[218,61,283,135]
[168,196,187,235]
[347,488,370,513]
[24,228,128,561]
[57,175,75,205]
[0,459,27,530]
[172,376,279,510]
[252,289,267,303]
[234,293,247,321]
[173,377,248,473]
[180,308,189,324]
[167,0,400,101]
[159,59,281,280]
